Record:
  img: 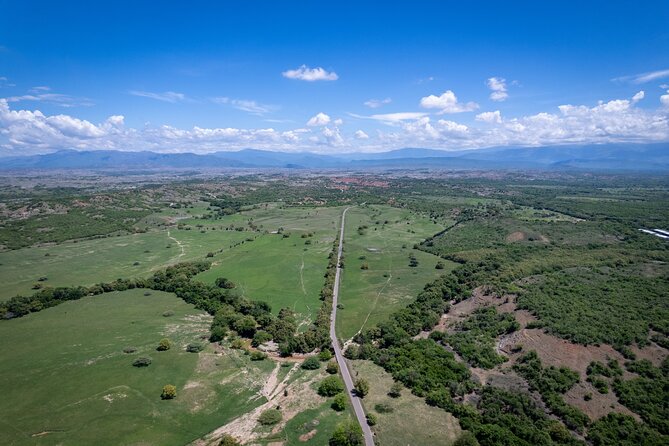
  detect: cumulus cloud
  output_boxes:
[661,90,669,107]
[307,112,331,126]
[364,98,391,108]
[613,68,669,84]
[354,130,369,139]
[631,91,645,103]
[282,65,338,81]
[487,77,508,102]
[2,94,668,155]
[476,110,502,123]
[129,90,186,103]
[419,90,478,113]
[211,97,273,114]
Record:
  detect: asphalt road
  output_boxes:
[330,207,375,446]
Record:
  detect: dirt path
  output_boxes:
[299,254,306,295]
[167,229,185,259]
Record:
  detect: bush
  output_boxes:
[162,310,174,317]
[318,376,345,396]
[326,361,339,374]
[157,338,171,351]
[319,349,333,361]
[258,409,282,425]
[250,350,267,361]
[123,346,137,354]
[332,392,347,411]
[132,357,152,367]
[374,402,394,413]
[388,382,403,398]
[329,418,363,446]
[252,330,272,347]
[218,434,242,446]
[366,413,377,426]
[161,384,177,399]
[453,431,479,446]
[186,342,204,353]
[302,356,321,370]
[354,378,369,398]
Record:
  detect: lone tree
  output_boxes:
[329,418,363,446]
[332,392,347,411]
[301,356,321,370]
[388,382,403,398]
[132,357,152,367]
[161,384,177,399]
[157,338,171,351]
[354,378,370,398]
[258,409,282,425]
[318,376,345,397]
[326,361,339,374]
[218,434,241,446]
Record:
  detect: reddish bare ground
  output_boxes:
[506,231,527,242]
[631,340,667,366]
[564,381,639,421]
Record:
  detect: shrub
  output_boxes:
[366,413,377,426]
[332,393,347,411]
[319,348,333,361]
[326,361,339,374]
[354,378,369,398]
[318,376,345,397]
[374,402,394,413]
[123,346,137,354]
[230,338,245,349]
[302,356,321,370]
[250,350,267,361]
[436,261,445,270]
[157,338,171,351]
[453,431,479,446]
[388,382,403,398]
[258,409,282,425]
[252,330,272,347]
[329,418,363,446]
[186,342,204,353]
[161,384,177,399]
[162,310,174,317]
[132,357,152,367]
[218,434,241,446]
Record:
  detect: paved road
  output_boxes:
[330,207,375,446]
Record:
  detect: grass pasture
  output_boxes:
[0,289,274,446]
[195,206,343,323]
[351,360,461,446]
[336,205,451,339]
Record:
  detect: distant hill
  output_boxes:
[0,143,667,171]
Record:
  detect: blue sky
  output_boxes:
[1,1,669,154]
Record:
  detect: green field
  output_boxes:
[195,206,343,323]
[336,205,453,339]
[351,360,461,446]
[0,289,274,446]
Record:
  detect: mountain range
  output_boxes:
[0,143,667,171]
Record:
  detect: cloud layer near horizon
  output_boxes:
[1,92,668,155]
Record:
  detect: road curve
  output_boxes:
[330,207,375,446]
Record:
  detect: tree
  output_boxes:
[453,432,479,446]
[332,392,347,411]
[329,418,363,446]
[302,356,321,370]
[218,434,241,446]
[215,277,236,289]
[388,382,403,398]
[326,361,339,374]
[366,413,377,426]
[258,409,282,425]
[233,315,257,337]
[186,342,204,353]
[318,376,345,397]
[354,378,370,398]
[132,357,152,367]
[161,384,177,399]
[157,338,171,351]
[319,348,333,361]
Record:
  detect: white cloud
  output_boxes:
[661,90,669,107]
[6,92,94,108]
[487,77,508,102]
[129,91,186,103]
[0,77,16,88]
[419,90,478,113]
[631,91,645,103]
[282,65,338,82]
[354,130,369,139]
[307,112,331,126]
[661,84,669,89]
[349,112,429,124]
[613,68,669,84]
[321,126,344,146]
[364,98,392,108]
[334,118,343,126]
[476,110,502,123]
[211,97,273,114]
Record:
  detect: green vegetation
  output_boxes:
[258,409,283,425]
[329,417,364,446]
[161,384,177,399]
[319,376,345,397]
